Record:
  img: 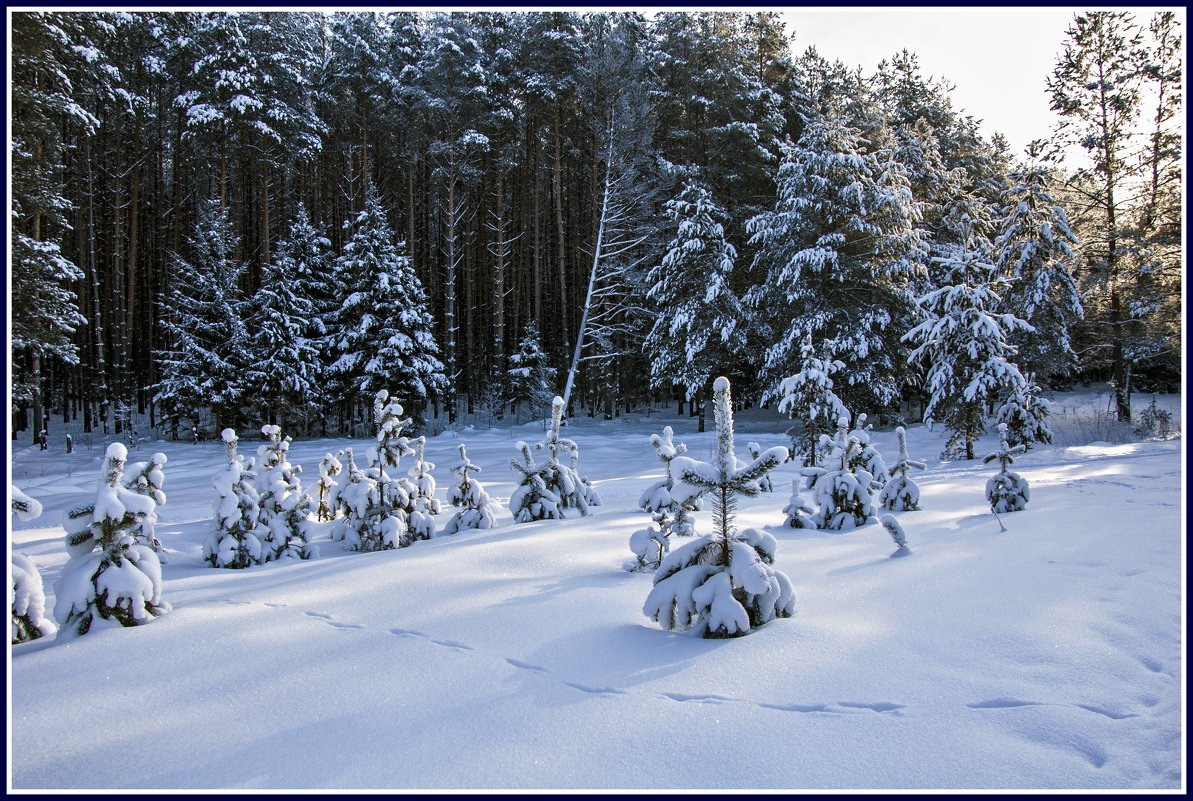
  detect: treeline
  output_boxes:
[9,10,1181,439]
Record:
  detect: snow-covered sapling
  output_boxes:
[314,450,344,522]
[204,429,266,569]
[747,442,775,492]
[878,426,926,511]
[880,514,911,557]
[777,335,849,466]
[995,377,1052,450]
[256,425,316,562]
[534,396,595,514]
[644,376,793,639]
[441,444,497,535]
[339,391,418,550]
[55,443,171,636]
[409,436,441,515]
[782,479,816,529]
[12,553,58,643]
[630,426,700,571]
[849,414,889,490]
[508,442,562,523]
[122,452,168,562]
[984,423,1030,513]
[798,414,877,530]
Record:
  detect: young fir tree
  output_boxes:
[778,336,850,467]
[313,450,344,523]
[55,443,171,636]
[441,444,497,536]
[643,181,743,407]
[255,425,316,562]
[630,426,700,572]
[849,414,890,490]
[325,184,447,425]
[793,415,878,531]
[880,514,912,556]
[985,423,1030,514]
[995,376,1053,450]
[11,487,56,643]
[781,480,816,529]
[508,442,563,523]
[505,322,557,421]
[903,223,1033,460]
[644,377,793,639]
[878,427,927,511]
[155,198,250,432]
[331,449,372,545]
[340,391,419,551]
[204,429,266,569]
[406,436,439,541]
[533,396,596,515]
[122,452,168,562]
[747,443,775,492]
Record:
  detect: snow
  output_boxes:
[7,391,1184,790]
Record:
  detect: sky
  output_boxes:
[779,7,1182,160]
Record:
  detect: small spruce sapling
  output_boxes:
[849,414,889,490]
[630,426,700,571]
[644,377,793,639]
[799,415,877,530]
[55,443,171,636]
[748,443,774,492]
[878,427,926,511]
[406,435,439,541]
[122,451,169,558]
[984,422,1030,513]
[256,425,316,561]
[441,444,497,535]
[782,479,816,529]
[204,429,266,569]
[995,376,1053,450]
[777,335,849,466]
[536,396,595,514]
[508,442,562,522]
[314,450,344,522]
[11,490,57,643]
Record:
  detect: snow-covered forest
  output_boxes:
[10,10,1182,440]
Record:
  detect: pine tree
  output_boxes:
[849,414,890,490]
[508,442,563,523]
[406,435,439,541]
[326,184,447,426]
[984,423,1030,513]
[746,111,925,414]
[797,415,878,531]
[56,443,171,636]
[204,429,266,569]
[777,336,850,466]
[441,444,497,535]
[644,181,742,405]
[993,148,1083,388]
[535,396,597,515]
[11,485,44,522]
[122,452,168,561]
[630,426,700,572]
[995,378,1053,451]
[903,223,1033,460]
[880,514,911,556]
[878,427,926,512]
[505,322,557,421]
[644,376,793,638]
[155,199,250,432]
[314,451,345,523]
[12,552,58,644]
[255,425,316,562]
[339,390,419,551]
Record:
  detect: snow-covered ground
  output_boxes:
[8,390,1184,791]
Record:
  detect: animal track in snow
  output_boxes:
[564,682,625,696]
[505,658,550,673]
[431,639,474,651]
[388,627,428,639]
[967,698,1045,709]
[304,610,363,629]
[758,702,832,714]
[658,692,732,705]
[838,701,906,713]
[1075,703,1138,720]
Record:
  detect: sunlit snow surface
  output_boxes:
[9,392,1183,790]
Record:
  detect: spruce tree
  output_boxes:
[508,442,563,523]
[122,452,169,561]
[984,423,1030,513]
[255,425,316,562]
[903,223,1033,460]
[878,427,926,512]
[644,377,793,638]
[12,553,58,643]
[995,377,1053,450]
[505,322,557,421]
[441,444,497,535]
[534,396,597,515]
[314,450,345,523]
[630,426,700,572]
[796,415,878,530]
[56,444,171,636]
[205,429,266,569]
[778,336,850,466]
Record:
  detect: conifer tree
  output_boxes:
[11,485,44,522]
[995,377,1053,450]
[747,443,774,492]
[256,425,316,562]
[849,414,890,490]
[796,415,878,530]
[122,452,169,562]
[505,322,557,420]
[508,442,563,523]
[904,223,1033,460]
[56,443,171,636]
[441,444,497,535]
[644,377,793,638]
[880,514,912,556]
[630,426,699,572]
[205,429,266,569]
[984,423,1030,513]
[533,396,596,515]
[12,553,57,643]
[314,450,344,523]
[878,427,926,512]
[778,336,850,466]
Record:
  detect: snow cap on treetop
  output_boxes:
[261,424,281,437]
[713,376,730,394]
[105,442,128,462]
[552,396,564,409]
[221,428,237,444]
